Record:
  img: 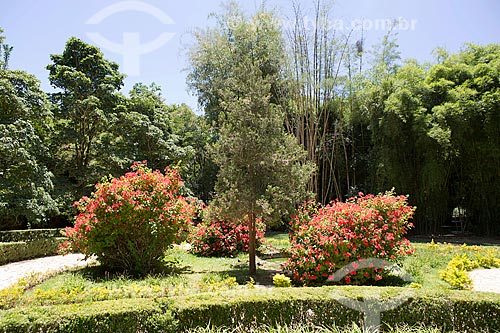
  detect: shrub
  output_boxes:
[273,274,291,288]
[440,251,500,289]
[1,288,500,332]
[439,255,474,290]
[189,207,265,257]
[0,229,64,243]
[0,238,66,265]
[283,191,415,286]
[60,162,196,276]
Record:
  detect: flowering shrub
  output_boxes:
[289,199,322,232]
[59,162,196,276]
[189,207,265,257]
[283,191,415,286]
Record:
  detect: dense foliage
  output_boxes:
[60,163,196,275]
[190,207,265,257]
[284,191,415,285]
[0,66,56,229]
[189,8,313,274]
[1,4,500,238]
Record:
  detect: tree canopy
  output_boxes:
[1,9,500,239]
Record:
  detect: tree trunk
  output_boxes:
[248,211,257,276]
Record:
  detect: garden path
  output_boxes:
[469,268,500,293]
[0,254,95,290]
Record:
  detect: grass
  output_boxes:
[401,240,500,291]
[1,233,499,311]
[262,231,291,251]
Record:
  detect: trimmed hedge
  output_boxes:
[0,237,66,265]
[0,229,64,243]
[1,287,499,332]
[0,298,176,333]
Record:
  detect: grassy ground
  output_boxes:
[1,233,499,310]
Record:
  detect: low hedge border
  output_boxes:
[0,229,64,243]
[0,238,67,265]
[0,287,499,332]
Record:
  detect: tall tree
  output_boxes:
[191,7,314,275]
[187,2,283,127]
[283,1,361,203]
[0,28,13,70]
[168,103,217,201]
[47,37,124,189]
[426,44,500,235]
[102,83,191,175]
[0,35,56,229]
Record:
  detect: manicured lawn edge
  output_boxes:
[1,287,499,332]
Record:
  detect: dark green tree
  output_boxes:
[0,36,56,229]
[426,44,500,235]
[47,37,124,190]
[102,83,190,174]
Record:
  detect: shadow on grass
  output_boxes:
[189,258,283,287]
[72,260,193,282]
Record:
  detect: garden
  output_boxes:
[2,1,500,332]
[1,164,499,333]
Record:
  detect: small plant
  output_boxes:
[189,206,265,257]
[476,250,500,268]
[439,254,474,289]
[440,249,500,289]
[246,277,255,289]
[59,162,196,276]
[273,273,291,287]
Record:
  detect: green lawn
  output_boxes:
[1,233,499,310]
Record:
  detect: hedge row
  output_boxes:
[1,287,499,332]
[0,238,66,265]
[0,229,64,243]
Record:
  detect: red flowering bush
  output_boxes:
[189,207,265,257]
[59,162,196,276]
[289,199,322,231]
[283,191,415,286]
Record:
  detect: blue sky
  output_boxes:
[1,0,499,112]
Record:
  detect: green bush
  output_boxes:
[1,288,500,332]
[273,274,291,287]
[0,298,177,333]
[0,238,66,265]
[0,229,64,243]
[60,163,196,276]
[440,251,500,289]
